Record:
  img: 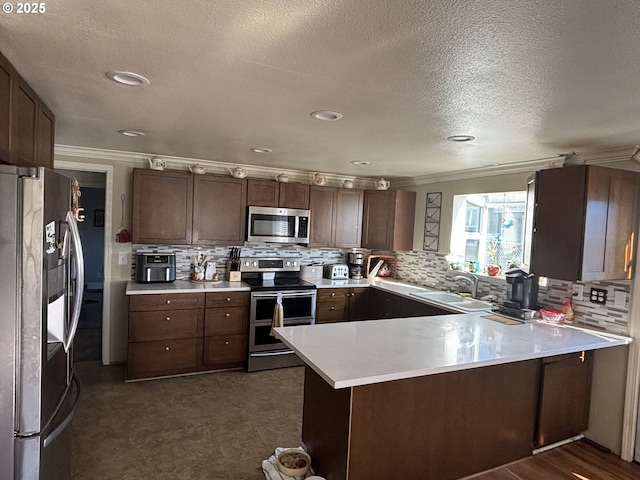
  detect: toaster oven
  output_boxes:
[135,253,176,283]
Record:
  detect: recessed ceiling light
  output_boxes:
[311,110,343,121]
[106,71,150,86]
[350,161,370,165]
[118,130,145,137]
[447,135,475,142]
[251,147,272,154]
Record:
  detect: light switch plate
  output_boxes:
[571,284,584,301]
[614,291,627,308]
[118,251,128,265]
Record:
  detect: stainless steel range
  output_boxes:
[242,257,317,372]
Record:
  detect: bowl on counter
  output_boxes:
[539,308,565,323]
[277,449,311,477]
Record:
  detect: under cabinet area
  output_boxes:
[531,165,640,281]
[127,292,249,381]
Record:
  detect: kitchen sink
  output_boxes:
[410,291,466,303]
[454,299,492,311]
[410,291,491,312]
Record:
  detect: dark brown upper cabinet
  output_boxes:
[192,175,247,245]
[132,169,194,245]
[0,50,55,169]
[247,179,309,209]
[309,186,363,248]
[132,169,247,246]
[531,165,639,281]
[362,190,416,251]
[0,52,12,163]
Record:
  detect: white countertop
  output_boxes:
[274,313,631,389]
[126,279,250,295]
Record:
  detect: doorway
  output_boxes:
[56,161,114,365]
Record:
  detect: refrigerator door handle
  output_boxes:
[64,210,85,352]
[42,371,82,448]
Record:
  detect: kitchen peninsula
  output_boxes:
[274,313,631,480]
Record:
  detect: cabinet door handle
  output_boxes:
[330,292,336,297]
[579,351,585,363]
[226,297,231,302]
[330,306,335,311]
[166,299,171,304]
[225,313,230,317]
[165,316,171,321]
[164,346,171,351]
[224,341,229,345]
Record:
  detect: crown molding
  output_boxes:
[55,144,638,189]
[391,147,638,187]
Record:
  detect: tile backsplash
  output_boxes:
[132,243,364,280]
[394,250,632,335]
[132,245,631,335]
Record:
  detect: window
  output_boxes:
[450,191,527,274]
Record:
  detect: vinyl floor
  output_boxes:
[71,362,304,480]
[72,362,640,480]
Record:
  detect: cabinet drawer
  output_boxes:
[206,291,250,308]
[127,338,203,379]
[129,309,204,342]
[203,334,247,367]
[204,307,248,336]
[129,293,205,311]
[316,303,347,323]
[317,288,348,304]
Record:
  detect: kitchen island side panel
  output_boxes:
[302,365,351,480]
[302,360,541,480]
[347,359,541,479]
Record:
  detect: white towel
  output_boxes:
[262,447,313,480]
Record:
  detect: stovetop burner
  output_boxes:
[243,275,317,291]
[239,257,316,291]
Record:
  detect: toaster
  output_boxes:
[323,264,349,280]
[135,253,176,283]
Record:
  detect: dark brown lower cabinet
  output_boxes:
[536,350,594,447]
[368,288,450,319]
[127,292,249,380]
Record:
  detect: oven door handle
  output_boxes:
[251,291,316,298]
[250,350,295,357]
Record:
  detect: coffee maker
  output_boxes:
[347,250,365,279]
[492,268,539,319]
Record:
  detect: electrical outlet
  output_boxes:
[590,288,608,305]
[118,252,128,265]
[571,284,584,301]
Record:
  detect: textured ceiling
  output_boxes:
[2,0,640,180]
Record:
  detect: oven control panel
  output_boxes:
[239,257,301,272]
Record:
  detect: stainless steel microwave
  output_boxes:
[247,206,310,244]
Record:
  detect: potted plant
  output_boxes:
[486,238,501,276]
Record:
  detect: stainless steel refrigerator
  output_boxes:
[0,165,84,479]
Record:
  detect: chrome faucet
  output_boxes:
[453,272,479,299]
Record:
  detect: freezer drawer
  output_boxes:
[15,371,81,480]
